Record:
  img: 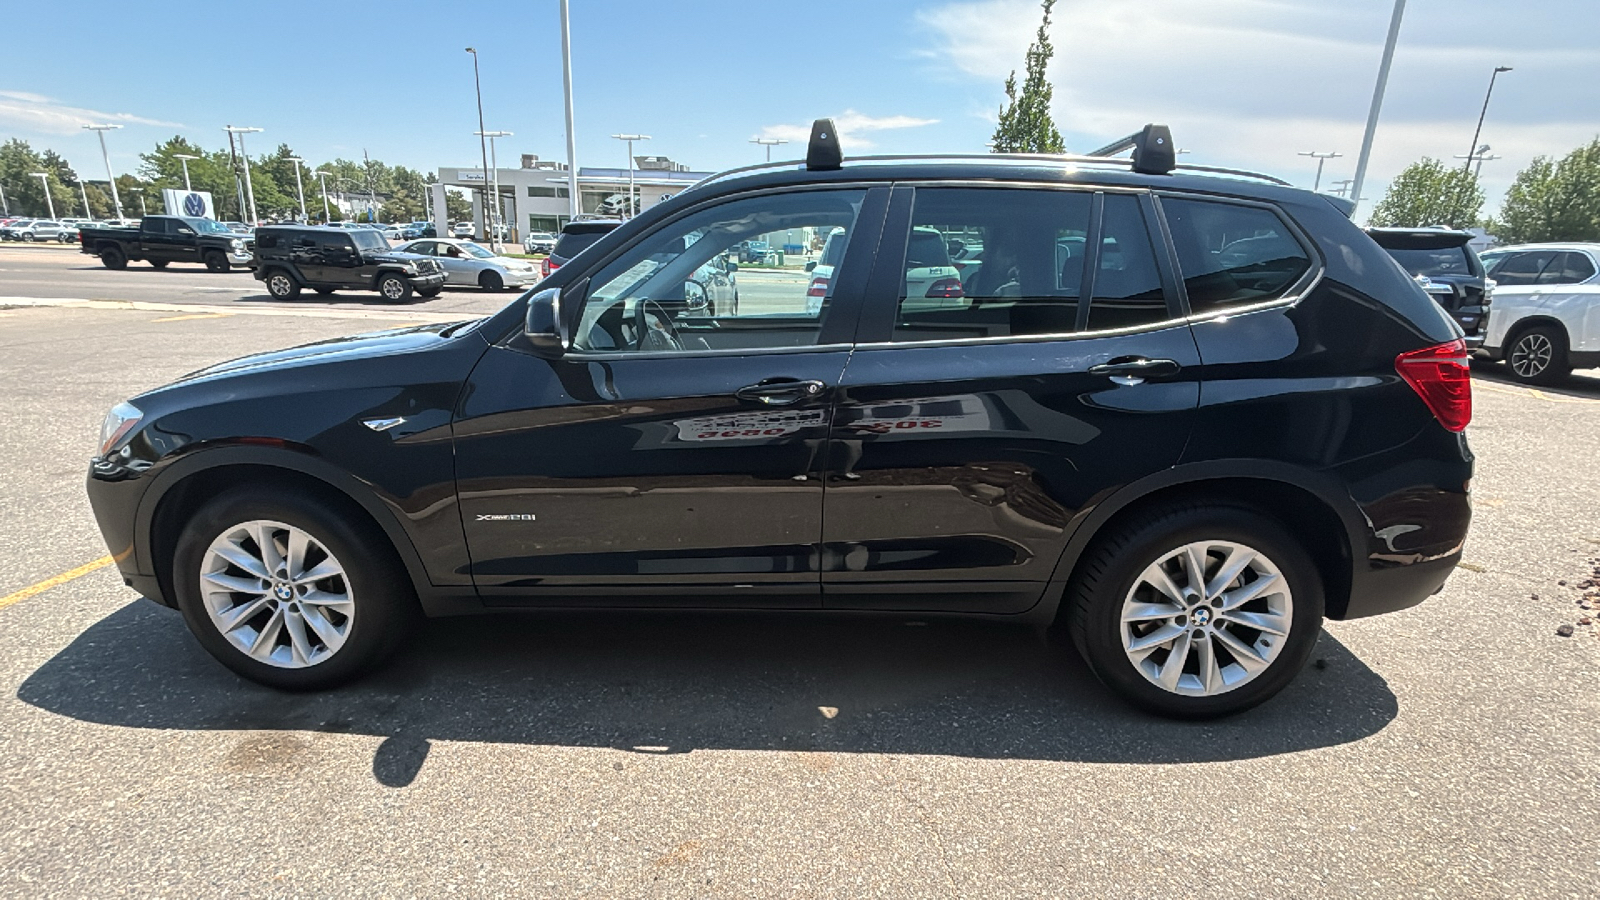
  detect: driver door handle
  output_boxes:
[1087,357,1181,386]
[735,379,827,406]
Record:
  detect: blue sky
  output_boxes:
[2,0,1597,216]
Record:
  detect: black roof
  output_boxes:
[1365,227,1474,249]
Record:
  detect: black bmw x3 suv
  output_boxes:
[87,122,1473,718]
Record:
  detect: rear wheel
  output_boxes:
[149,259,170,269]
[21,233,34,242]
[100,247,126,270]
[266,270,300,299]
[203,251,229,273]
[171,487,418,690]
[1506,325,1570,385]
[478,270,504,292]
[377,273,413,302]
[314,287,336,296]
[1065,504,1323,719]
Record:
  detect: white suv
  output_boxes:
[1479,243,1600,384]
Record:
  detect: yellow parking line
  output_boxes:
[1473,380,1600,404]
[0,557,114,612]
[150,313,234,322]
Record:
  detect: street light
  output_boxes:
[465,48,496,247]
[1464,67,1513,174]
[173,153,200,192]
[127,186,147,217]
[610,133,650,219]
[286,156,308,222]
[82,123,125,219]
[313,169,333,222]
[750,137,788,161]
[475,129,513,251]
[1297,151,1343,192]
[28,172,55,219]
[1455,144,1502,179]
[224,126,263,225]
[559,0,581,221]
[1349,0,1407,215]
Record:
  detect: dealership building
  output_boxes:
[434,154,711,240]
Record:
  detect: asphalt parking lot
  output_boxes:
[1,269,1598,896]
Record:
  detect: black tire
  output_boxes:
[314,287,336,296]
[265,269,301,299]
[478,270,504,292]
[171,486,418,690]
[417,286,442,298]
[377,272,413,302]
[203,251,229,273]
[1064,504,1324,719]
[1505,324,1571,385]
[100,247,126,270]
[149,259,170,269]
[21,233,34,242]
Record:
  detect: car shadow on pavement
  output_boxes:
[18,601,1397,787]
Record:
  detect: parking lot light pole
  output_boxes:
[313,170,333,222]
[82,124,125,219]
[286,156,308,222]
[610,133,649,219]
[224,127,263,225]
[475,130,513,251]
[29,173,55,219]
[465,48,495,246]
[1464,67,1513,174]
[128,186,147,217]
[560,0,581,221]
[750,137,788,161]
[1297,151,1343,192]
[173,154,199,192]
[1349,0,1406,217]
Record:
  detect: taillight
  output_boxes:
[1395,339,1471,432]
[543,257,557,277]
[806,277,829,297]
[927,277,965,299]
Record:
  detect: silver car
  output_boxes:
[392,238,540,291]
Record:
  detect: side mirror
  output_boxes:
[804,260,817,273]
[725,260,738,273]
[524,286,568,357]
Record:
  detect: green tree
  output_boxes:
[0,139,78,218]
[991,0,1065,154]
[444,188,472,223]
[1368,158,1484,229]
[1492,139,1600,244]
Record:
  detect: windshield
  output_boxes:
[188,219,233,235]
[351,230,389,252]
[1385,246,1477,278]
[460,242,496,259]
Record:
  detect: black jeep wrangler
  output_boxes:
[249,225,446,301]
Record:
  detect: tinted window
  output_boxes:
[1540,251,1596,285]
[1163,198,1312,314]
[891,188,1092,341]
[256,232,279,250]
[408,241,436,256]
[317,233,351,253]
[1085,194,1167,331]
[552,230,610,261]
[1490,251,1554,286]
[1384,246,1475,278]
[350,230,388,252]
[575,189,866,353]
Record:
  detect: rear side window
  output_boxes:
[256,232,280,250]
[1162,198,1312,314]
[1540,251,1596,285]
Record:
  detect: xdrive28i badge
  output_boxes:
[475,514,537,522]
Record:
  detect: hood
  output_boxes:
[169,321,477,385]
[368,250,429,264]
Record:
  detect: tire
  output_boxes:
[21,233,34,242]
[314,287,336,296]
[1505,324,1571,385]
[203,251,229,273]
[171,486,418,690]
[149,259,170,269]
[265,270,301,299]
[478,270,504,292]
[377,273,413,302]
[100,247,126,270]
[1064,504,1324,719]
[417,286,442,298]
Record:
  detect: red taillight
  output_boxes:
[1396,339,1472,432]
[927,277,965,299]
[543,257,557,277]
[806,276,829,297]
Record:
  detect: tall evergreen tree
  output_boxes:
[991,0,1065,154]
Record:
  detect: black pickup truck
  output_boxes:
[79,216,254,272]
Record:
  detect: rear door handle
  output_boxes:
[735,379,826,406]
[1087,357,1181,386]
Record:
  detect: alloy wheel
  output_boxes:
[199,519,355,669]
[1509,333,1553,379]
[268,274,293,297]
[381,277,405,300]
[1119,539,1293,696]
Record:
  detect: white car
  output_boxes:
[450,221,476,239]
[1479,242,1600,384]
[392,238,540,291]
[524,230,557,254]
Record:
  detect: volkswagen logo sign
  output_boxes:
[183,193,206,217]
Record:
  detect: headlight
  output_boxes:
[99,401,143,456]
[231,238,244,249]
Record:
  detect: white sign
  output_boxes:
[457,171,487,183]
[161,189,215,219]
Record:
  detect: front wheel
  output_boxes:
[417,286,442,298]
[171,488,418,690]
[21,233,34,242]
[1065,504,1324,719]
[1506,325,1570,385]
[203,251,229,273]
[478,270,504,292]
[265,270,300,299]
[377,273,413,302]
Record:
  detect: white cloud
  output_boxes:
[760,109,940,149]
[916,0,1600,213]
[0,92,182,136]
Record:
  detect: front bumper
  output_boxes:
[86,460,171,607]
[408,272,447,289]
[227,250,252,265]
[502,268,540,286]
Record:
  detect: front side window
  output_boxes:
[573,189,867,354]
[1162,198,1312,314]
